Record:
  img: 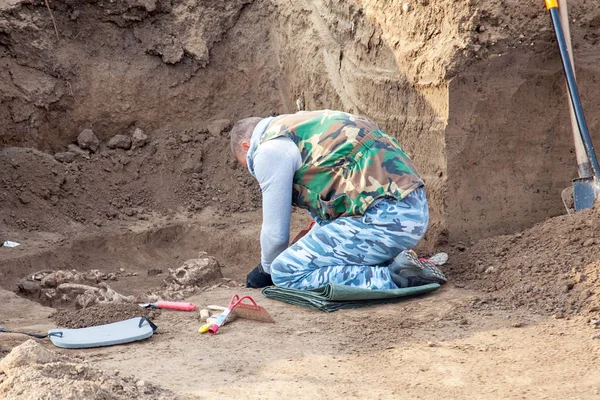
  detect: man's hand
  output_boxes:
[246,263,273,288]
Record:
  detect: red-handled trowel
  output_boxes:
[139,301,197,311]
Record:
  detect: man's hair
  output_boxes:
[230,117,262,156]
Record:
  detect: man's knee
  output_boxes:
[270,258,299,287]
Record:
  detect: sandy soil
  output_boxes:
[2,0,600,398]
[2,206,600,399]
[2,283,600,399]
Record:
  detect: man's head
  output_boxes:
[230,117,263,167]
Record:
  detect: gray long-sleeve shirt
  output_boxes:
[246,118,302,273]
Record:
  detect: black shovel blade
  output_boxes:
[573,177,600,211]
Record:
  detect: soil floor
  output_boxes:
[2,207,600,399]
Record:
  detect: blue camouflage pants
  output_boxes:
[270,188,429,290]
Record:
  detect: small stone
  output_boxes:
[17,279,40,295]
[67,144,90,159]
[107,135,132,150]
[564,282,574,292]
[583,238,596,247]
[123,207,137,217]
[54,152,76,163]
[183,162,203,174]
[579,290,591,303]
[554,311,565,319]
[147,268,163,277]
[456,243,466,252]
[473,44,482,52]
[18,194,31,204]
[511,322,525,328]
[180,134,192,143]
[207,119,231,136]
[427,341,437,347]
[200,309,210,322]
[136,380,145,387]
[78,129,100,152]
[132,128,149,150]
[402,3,410,13]
[119,268,125,273]
[484,266,496,274]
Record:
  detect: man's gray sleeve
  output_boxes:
[253,138,302,273]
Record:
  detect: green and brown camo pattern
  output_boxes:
[259,110,424,220]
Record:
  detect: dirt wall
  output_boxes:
[0,0,284,149]
[445,0,600,241]
[2,0,600,245]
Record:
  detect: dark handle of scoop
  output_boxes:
[548,3,600,178]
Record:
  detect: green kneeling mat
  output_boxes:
[48,317,157,349]
[261,283,440,312]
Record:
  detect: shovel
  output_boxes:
[546,0,600,210]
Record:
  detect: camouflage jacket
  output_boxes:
[256,110,424,220]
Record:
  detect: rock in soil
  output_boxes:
[207,119,231,136]
[132,127,149,149]
[77,128,100,152]
[54,151,75,163]
[168,255,222,286]
[67,144,91,159]
[107,134,132,150]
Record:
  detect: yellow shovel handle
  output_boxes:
[546,0,558,9]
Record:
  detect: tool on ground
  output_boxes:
[226,297,274,323]
[2,317,158,349]
[48,317,157,349]
[546,0,600,210]
[199,308,211,321]
[139,301,196,311]
[198,294,273,335]
[557,0,590,181]
[0,327,49,339]
[199,307,238,323]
